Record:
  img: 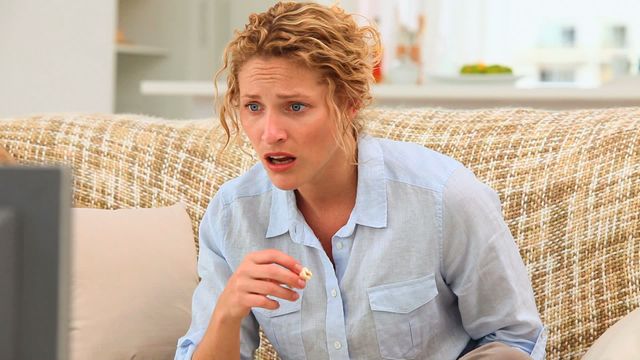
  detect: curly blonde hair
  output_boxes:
[215,1,381,161]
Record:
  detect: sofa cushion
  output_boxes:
[69,203,198,360]
[581,308,640,359]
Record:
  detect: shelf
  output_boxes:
[141,81,224,96]
[599,48,635,62]
[524,48,589,65]
[116,44,168,56]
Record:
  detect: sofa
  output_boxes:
[1,107,639,359]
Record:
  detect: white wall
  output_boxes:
[0,0,116,117]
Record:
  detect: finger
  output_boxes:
[244,293,280,311]
[242,279,300,302]
[256,263,306,289]
[250,249,303,274]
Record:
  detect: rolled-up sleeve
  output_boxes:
[442,167,546,359]
[175,196,259,360]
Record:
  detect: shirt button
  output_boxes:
[336,242,343,250]
[331,289,337,297]
[334,341,342,350]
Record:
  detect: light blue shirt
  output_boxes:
[175,135,546,360]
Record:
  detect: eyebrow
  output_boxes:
[241,93,313,100]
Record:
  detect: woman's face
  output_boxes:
[238,56,350,192]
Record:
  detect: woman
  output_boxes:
[176,2,546,359]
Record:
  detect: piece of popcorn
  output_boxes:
[299,267,312,281]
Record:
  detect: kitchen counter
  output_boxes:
[140,76,640,115]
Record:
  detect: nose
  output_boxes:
[261,110,287,145]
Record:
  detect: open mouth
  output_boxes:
[266,155,296,165]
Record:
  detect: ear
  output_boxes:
[345,100,360,121]
[348,106,358,120]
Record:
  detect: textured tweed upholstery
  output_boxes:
[1,107,639,359]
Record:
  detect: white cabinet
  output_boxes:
[114,0,228,118]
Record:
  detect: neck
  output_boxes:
[295,158,357,216]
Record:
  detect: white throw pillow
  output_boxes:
[581,308,640,360]
[69,203,199,360]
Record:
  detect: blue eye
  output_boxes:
[290,103,306,112]
[247,103,261,112]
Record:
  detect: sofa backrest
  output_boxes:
[0,114,251,241]
[2,107,639,359]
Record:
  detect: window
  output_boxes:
[357,0,640,87]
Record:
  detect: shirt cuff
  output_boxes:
[529,327,547,360]
[476,325,547,359]
[174,331,204,360]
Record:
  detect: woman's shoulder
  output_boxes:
[370,136,465,192]
[210,162,273,207]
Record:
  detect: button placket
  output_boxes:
[323,257,349,359]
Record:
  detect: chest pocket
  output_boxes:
[367,274,439,360]
[252,295,305,360]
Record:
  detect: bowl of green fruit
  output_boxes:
[460,63,513,75]
[430,63,520,83]
[456,63,519,82]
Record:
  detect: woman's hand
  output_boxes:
[214,249,306,322]
[196,249,304,359]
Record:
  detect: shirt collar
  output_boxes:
[266,187,296,239]
[265,135,388,239]
[352,135,387,229]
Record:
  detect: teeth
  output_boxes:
[268,155,294,165]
